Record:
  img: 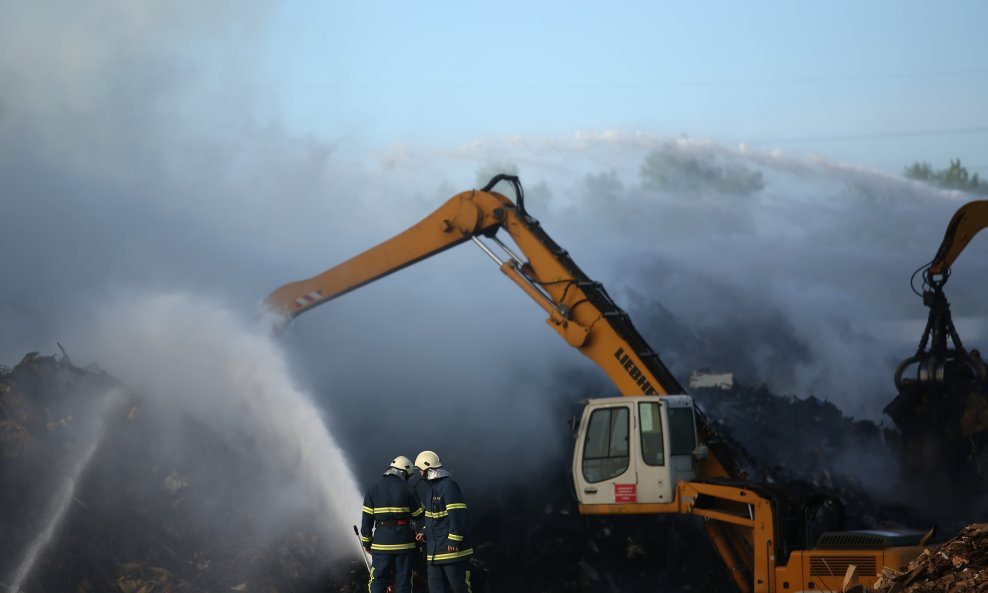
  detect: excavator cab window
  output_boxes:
[582,407,630,483]
[639,402,665,466]
[668,405,698,456]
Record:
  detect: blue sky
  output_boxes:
[257,1,988,174]
[2,0,988,410]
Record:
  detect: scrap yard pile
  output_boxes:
[4,347,986,593]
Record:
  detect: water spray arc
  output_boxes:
[89,293,365,563]
[7,388,123,593]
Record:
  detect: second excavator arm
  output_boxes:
[925,199,988,278]
[894,198,988,394]
[888,199,988,494]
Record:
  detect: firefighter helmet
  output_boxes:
[390,455,414,474]
[414,450,442,471]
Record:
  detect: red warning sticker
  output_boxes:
[614,483,637,503]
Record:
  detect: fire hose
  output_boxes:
[352,525,372,574]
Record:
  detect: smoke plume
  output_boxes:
[2,2,984,575]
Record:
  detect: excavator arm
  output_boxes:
[265,175,742,477]
[265,176,917,593]
[265,184,510,323]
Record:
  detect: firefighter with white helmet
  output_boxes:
[359,455,424,593]
[415,450,473,593]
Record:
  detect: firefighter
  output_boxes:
[360,455,424,593]
[414,450,473,593]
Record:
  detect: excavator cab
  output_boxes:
[572,395,703,506]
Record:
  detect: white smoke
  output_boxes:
[297,133,974,423]
[80,291,362,559]
[2,0,985,555]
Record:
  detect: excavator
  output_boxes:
[266,175,926,593]
[889,199,988,493]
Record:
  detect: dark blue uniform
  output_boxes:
[360,473,424,593]
[422,474,472,593]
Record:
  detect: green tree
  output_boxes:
[904,161,934,181]
[640,144,764,195]
[904,159,988,195]
[941,159,971,189]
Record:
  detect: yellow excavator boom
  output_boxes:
[266,175,925,593]
[927,199,988,276]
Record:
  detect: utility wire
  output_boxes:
[257,67,988,92]
[749,126,988,145]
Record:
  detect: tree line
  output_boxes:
[905,159,988,195]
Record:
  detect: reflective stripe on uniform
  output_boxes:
[362,506,374,515]
[425,502,468,518]
[410,506,424,517]
[360,535,372,543]
[370,542,418,551]
[448,533,463,542]
[370,506,412,514]
[426,548,474,562]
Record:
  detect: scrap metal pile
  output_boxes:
[868,524,988,593]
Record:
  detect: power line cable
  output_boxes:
[749,126,988,145]
[257,67,988,92]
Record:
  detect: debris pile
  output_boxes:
[886,374,988,508]
[692,383,899,485]
[2,349,985,593]
[0,352,346,593]
[868,524,988,592]
[693,382,987,524]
